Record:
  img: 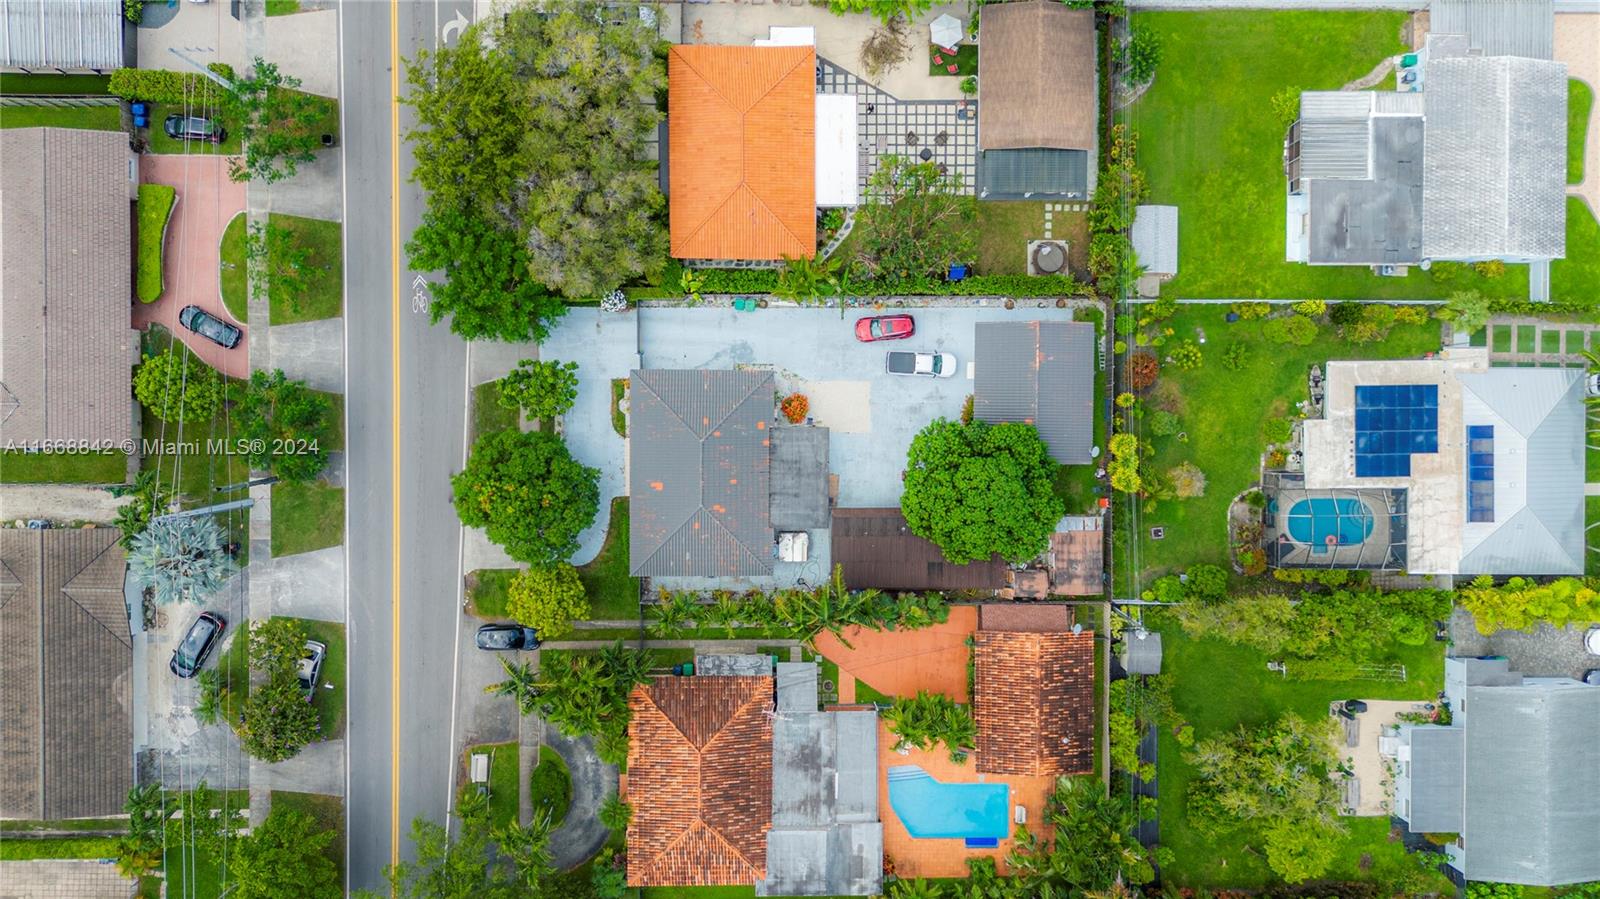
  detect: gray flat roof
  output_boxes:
[776,662,819,712]
[974,321,1095,463]
[762,709,882,896]
[1431,0,1554,60]
[0,0,123,70]
[770,425,830,530]
[1130,205,1178,276]
[1307,115,1423,265]
[1405,725,1464,833]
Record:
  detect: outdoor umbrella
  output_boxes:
[929,13,963,49]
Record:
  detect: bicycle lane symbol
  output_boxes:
[410,273,431,314]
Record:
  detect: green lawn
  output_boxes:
[1588,496,1600,577]
[266,0,301,14]
[218,620,251,725]
[0,836,119,860]
[1571,79,1593,185]
[1552,197,1600,303]
[267,213,343,324]
[611,378,629,437]
[297,618,347,739]
[928,44,977,76]
[0,103,122,130]
[467,568,515,619]
[1151,613,1452,891]
[1127,10,1525,301]
[472,380,520,444]
[0,450,125,484]
[271,480,344,557]
[220,213,248,322]
[137,184,177,303]
[466,741,520,830]
[0,73,111,95]
[145,102,242,155]
[578,497,640,619]
[530,745,572,827]
[1118,307,1440,586]
[973,201,1089,278]
[268,791,343,879]
[0,818,125,833]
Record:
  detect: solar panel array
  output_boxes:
[1467,424,1494,522]
[1354,385,1439,477]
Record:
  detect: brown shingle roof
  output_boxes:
[0,528,131,819]
[979,603,1073,633]
[668,45,816,261]
[0,127,134,446]
[626,675,774,886]
[830,509,1005,592]
[973,629,1094,777]
[977,1,1097,153]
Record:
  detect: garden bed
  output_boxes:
[137,184,177,303]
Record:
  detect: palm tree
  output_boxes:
[648,590,696,638]
[495,813,553,889]
[484,658,541,715]
[775,254,841,305]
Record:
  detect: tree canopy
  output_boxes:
[451,429,599,565]
[127,515,235,605]
[506,564,589,639]
[230,807,340,899]
[498,359,579,423]
[854,155,975,285]
[134,349,224,423]
[234,369,333,482]
[225,58,329,185]
[900,419,1064,564]
[405,205,567,343]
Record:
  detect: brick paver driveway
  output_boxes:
[131,154,248,378]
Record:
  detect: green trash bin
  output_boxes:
[1401,53,1418,68]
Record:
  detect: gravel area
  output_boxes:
[1448,606,1599,680]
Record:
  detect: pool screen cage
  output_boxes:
[1261,472,1408,570]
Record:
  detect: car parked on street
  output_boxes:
[885,350,956,378]
[1586,626,1600,655]
[179,305,242,349]
[163,114,226,143]
[297,640,327,699]
[475,623,540,651]
[855,314,915,342]
[171,612,227,678]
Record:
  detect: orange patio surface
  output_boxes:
[876,719,1053,879]
[813,606,977,702]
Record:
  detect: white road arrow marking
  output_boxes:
[440,10,470,45]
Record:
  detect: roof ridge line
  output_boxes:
[700,803,766,881]
[635,513,702,575]
[745,184,811,257]
[58,536,130,647]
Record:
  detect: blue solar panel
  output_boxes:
[1353,385,1439,477]
[1467,425,1494,522]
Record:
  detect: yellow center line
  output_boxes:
[389,0,403,871]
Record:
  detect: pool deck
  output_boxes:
[814,606,978,703]
[877,720,1053,879]
[1268,488,1397,569]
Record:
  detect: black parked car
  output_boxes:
[163,114,226,143]
[171,612,227,678]
[179,305,242,349]
[475,623,540,652]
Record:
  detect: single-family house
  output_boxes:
[972,321,1096,464]
[972,604,1095,777]
[0,0,124,72]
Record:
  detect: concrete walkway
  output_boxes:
[1483,315,1598,366]
[264,546,345,622]
[268,318,345,393]
[250,738,346,795]
[0,485,129,524]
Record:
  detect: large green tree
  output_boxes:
[506,563,589,639]
[452,429,599,565]
[900,419,1064,564]
[406,207,567,342]
[1008,777,1162,893]
[134,349,224,423]
[385,792,518,899]
[230,807,340,899]
[225,58,329,185]
[235,618,322,762]
[855,155,975,285]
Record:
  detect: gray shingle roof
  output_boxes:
[0,0,124,70]
[0,529,131,820]
[973,321,1094,464]
[1430,0,1554,60]
[1456,368,1583,575]
[769,424,830,530]
[1421,56,1567,261]
[1462,683,1600,885]
[0,127,135,447]
[1404,725,1464,833]
[1130,205,1178,276]
[629,369,775,577]
[761,707,882,896]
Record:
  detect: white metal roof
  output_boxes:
[815,93,858,208]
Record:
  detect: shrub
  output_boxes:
[1238,548,1268,576]
[1108,432,1142,495]
[1472,260,1506,279]
[109,66,233,104]
[1271,86,1301,130]
[1457,576,1600,634]
[597,795,632,832]
[1169,461,1206,498]
[1264,314,1318,346]
[136,184,176,303]
[1114,316,1138,337]
[506,564,589,639]
[1393,304,1431,325]
[1148,409,1179,437]
[959,75,977,95]
[498,359,579,422]
[134,350,224,423]
[1222,341,1249,371]
[1328,301,1364,326]
[1148,296,1179,321]
[1186,563,1229,600]
[1290,299,1326,317]
[780,393,810,424]
[1168,340,1202,370]
[1347,303,1397,343]
[1440,290,1492,334]
[1263,418,1294,444]
[1115,392,1136,409]
[529,751,573,827]
[1230,301,1272,320]
[959,394,974,425]
[1266,449,1288,468]
[882,691,977,764]
[233,369,333,483]
[1119,21,1162,84]
[1114,339,1128,354]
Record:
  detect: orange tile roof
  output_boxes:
[668,45,816,261]
[625,675,775,886]
[973,629,1095,776]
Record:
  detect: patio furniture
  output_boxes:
[905,130,918,145]
[919,148,933,161]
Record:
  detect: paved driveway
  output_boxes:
[638,305,1043,508]
[1450,607,1600,680]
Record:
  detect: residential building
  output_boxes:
[1393,657,1600,887]
[1267,349,1583,575]
[1,127,137,449]
[830,508,1005,593]
[976,0,1097,200]
[972,321,1096,464]
[0,0,124,72]
[0,529,131,819]
[972,604,1095,777]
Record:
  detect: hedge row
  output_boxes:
[627,268,1094,301]
[108,65,235,106]
[136,184,176,303]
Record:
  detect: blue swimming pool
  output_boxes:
[1286,497,1374,551]
[886,765,1009,840]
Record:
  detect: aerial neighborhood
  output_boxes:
[1,1,1598,898]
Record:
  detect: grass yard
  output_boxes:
[267,213,343,324]
[530,745,572,828]
[472,380,520,444]
[268,791,343,878]
[1588,496,1600,577]
[928,43,978,77]
[271,480,344,557]
[0,450,126,484]
[297,618,347,739]
[1151,614,1452,891]
[1552,197,1600,303]
[465,741,520,830]
[145,102,243,155]
[0,73,111,95]
[266,0,301,14]
[974,202,1090,278]
[1571,79,1593,185]
[0,836,119,860]
[611,378,629,437]
[0,818,125,833]
[1127,10,1526,301]
[1118,307,1440,587]
[138,184,177,303]
[578,497,640,619]
[218,620,251,726]
[466,568,515,619]
[220,213,248,321]
[0,103,122,130]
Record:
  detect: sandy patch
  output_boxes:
[782,378,872,433]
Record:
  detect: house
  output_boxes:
[1,127,137,449]
[976,0,1097,200]
[1267,349,1583,575]
[1429,0,1554,60]
[0,529,131,819]
[0,0,124,72]
[972,604,1095,777]
[973,321,1096,464]
[830,508,1005,593]
[1393,657,1600,887]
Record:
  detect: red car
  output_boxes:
[855,314,915,342]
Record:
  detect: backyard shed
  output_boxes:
[1130,205,1178,277]
[973,321,1095,464]
[1122,629,1162,676]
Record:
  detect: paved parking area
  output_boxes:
[1449,607,1600,680]
[637,305,1047,508]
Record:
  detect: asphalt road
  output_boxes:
[340,0,475,891]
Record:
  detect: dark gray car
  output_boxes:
[475,623,539,651]
[163,114,226,143]
[179,305,242,349]
[171,612,226,678]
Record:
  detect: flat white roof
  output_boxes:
[816,93,858,208]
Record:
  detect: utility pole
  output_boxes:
[166,47,239,93]
[215,476,278,493]
[150,498,255,524]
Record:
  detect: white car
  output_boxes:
[1585,626,1600,656]
[885,350,956,378]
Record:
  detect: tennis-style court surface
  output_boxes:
[812,605,977,702]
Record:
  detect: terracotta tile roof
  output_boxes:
[668,45,816,261]
[626,675,775,886]
[973,629,1094,777]
[979,603,1073,633]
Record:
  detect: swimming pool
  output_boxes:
[886,765,1009,840]
[1286,497,1374,551]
